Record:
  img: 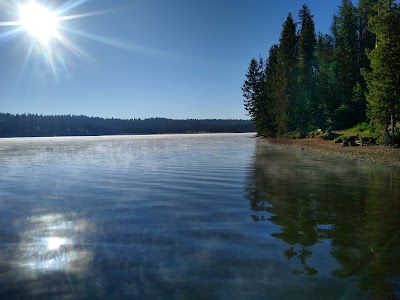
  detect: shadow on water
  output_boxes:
[245,139,400,299]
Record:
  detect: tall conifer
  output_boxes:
[276,13,298,135]
[298,5,317,130]
[315,33,338,127]
[363,0,400,134]
[332,0,359,128]
[242,57,265,133]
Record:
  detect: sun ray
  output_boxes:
[62,26,172,60]
[0,0,149,81]
[15,40,36,88]
[61,27,133,50]
[56,0,89,15]
[0,27,23,40]
[57,10,110,22]
[47,49,59,82]
[0,0,98,79]
[55,33,91,61]
[0,20,22,26]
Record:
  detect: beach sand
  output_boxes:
[264,137,400,167]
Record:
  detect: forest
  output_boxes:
[243,0,400,144]
[0,113,254,137]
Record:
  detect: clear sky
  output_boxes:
[0,0,349,120]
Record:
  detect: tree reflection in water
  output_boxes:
[245,139,400,299]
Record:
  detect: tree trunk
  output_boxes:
[390,113,396,134]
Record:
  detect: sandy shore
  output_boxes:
[264,137,400,167]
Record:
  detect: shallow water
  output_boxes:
[0,133,399,299]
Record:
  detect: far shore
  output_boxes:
[263,136,400,168]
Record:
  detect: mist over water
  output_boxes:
[0,134,399,299]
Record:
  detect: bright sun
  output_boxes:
[0,1,128,79]
[19,1,59,44]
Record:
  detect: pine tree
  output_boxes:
[315,33,339,128]
[260,44,280,136]
[297,5,317,130]
[335,0,359,101]
[332,0,359,128]
[357,0,378,75]
[275,13,298,135]
[362,0,400,134]
[242,57,265,133]
[352,0,378,123]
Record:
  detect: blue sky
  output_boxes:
[0,0,348,120]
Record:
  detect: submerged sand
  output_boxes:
[264,137,400,168]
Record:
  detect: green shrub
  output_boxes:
[351,122,369,133]
[284,131,304,139]
[334,134,348,143]
[308,129,322,138]
[359,130,372,138]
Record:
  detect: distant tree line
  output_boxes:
[0,113,255,137]
[243,0,400,141]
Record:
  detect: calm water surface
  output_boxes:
[0,133,399,299]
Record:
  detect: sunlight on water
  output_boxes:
[45,237,67,250]
[0,133,399,299]
[12,211,93,277]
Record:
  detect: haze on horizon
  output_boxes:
[0,0,349,120]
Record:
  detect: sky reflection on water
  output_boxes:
[0,134,399,299]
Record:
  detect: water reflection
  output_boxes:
[2,209,93,298]
[245,139,400,299]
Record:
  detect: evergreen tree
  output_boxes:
[333,0,359,103]
[332,0,359,128]
[297,5,317,130]
[275,13,298,135]
[242,57,265,133]
[362,0,400,134]
[315,33,339,128]
[260,44,280,136]
[352,0,379,123]
[357,0,378,75]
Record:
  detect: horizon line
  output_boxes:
[0,111,252,122]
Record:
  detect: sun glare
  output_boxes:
[0,1,131,80]
[19,1,59,43]
[46,237,66,250]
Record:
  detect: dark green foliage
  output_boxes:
[362,0,400,134]
[0,113,255,137]
[242,57,265,134]
[243,1,397,138]
[259,45,280,136]
[334,104,356,129]
[333,0,359,106]
[275,13,298,135]
[242,58,264,119]
[357,0,378,74]
[315,33,339,128]
[351,81,367,123]
[352,122,370,132]
[357,0,378,77]
[297,5,317,131]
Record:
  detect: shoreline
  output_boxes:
[263,137,400,168]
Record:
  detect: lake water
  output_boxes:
[0,133,399,299]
